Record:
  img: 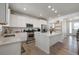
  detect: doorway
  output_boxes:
[68,21,79,36]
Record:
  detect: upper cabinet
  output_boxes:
[0,3,8,25]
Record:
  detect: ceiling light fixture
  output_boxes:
[40,14,42,16]
[55,10,57,13]
[48,5,51,9]
[24,8,26,11]
[51,8,55,11]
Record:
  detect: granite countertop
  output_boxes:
[0,33,27,46]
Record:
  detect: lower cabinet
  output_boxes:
[0,42,21,55]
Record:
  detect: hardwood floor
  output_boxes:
[21,40,47,55]
[50,36,78,55]
[22,36,78,55]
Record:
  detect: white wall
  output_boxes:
[10,14,47,28]
[62,20,67,35]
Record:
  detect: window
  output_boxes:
[69,22,72,33]
[74,22,79,29]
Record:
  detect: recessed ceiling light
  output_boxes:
[51,8,55,11]
[48,5,51,9]
[55,10,57,13]
[24,8,27,11]
[40,14,42,16]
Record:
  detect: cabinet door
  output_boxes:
[0,3,6,23]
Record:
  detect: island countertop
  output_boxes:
[35,32,62,37]
[34,32,64,54]
[0,32,27,46]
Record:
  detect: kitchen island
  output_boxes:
[35,32,64,54]
[0,32,27,55]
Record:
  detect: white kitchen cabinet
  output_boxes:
[0,42,21,55]
[10,14,47,27]
[0,3,8,24]
[35,32,64,54]
[35,32,50,54]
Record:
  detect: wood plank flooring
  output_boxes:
[50,36,78,55]
[22,36,78,55]
[22,40,47,55]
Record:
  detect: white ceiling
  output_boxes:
[9,3,79,20]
